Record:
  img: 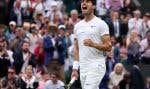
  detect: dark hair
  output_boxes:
[90,0,96,5]
[50,71,59,78]
[8,66,16,72]
[81,0,96,5]
[21,40,30,46]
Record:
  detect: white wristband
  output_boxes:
[73,61,79,70]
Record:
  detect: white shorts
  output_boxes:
[80,61,106,89]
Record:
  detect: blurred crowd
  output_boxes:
[0,0,150,89]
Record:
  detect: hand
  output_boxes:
[71,69,78,80]
[83,39,94,47]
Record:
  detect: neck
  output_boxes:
[84,13,95,22]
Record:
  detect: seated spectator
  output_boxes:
[108,63,125,89]
[20,65,39,89]
[37,73,50,89]
[128,9,143,36]
[118,71,132,89]
[119,36,128,63]
[140,30,150,64]
[1,67,20,89]
[0,37,11,78]
[69,9,80,25]
[127,30,140,64]
[13,41,37,74]
[34,38,45,66]
[45,72,65,89]
[130,64,145,89]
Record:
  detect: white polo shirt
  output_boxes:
[74,16,109,72]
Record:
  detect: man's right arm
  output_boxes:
[72,39,79,79]
[73,39,79,63]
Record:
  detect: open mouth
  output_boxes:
[82,6,87,10]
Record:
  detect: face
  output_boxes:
[8,68,15,79]
[81,0,95,15]
[43,74,50,81]
[51,74,57,84]
[9,24,16,30]
[25,66,33,77]
[113,11,119,20]
[15,28,23,37]
[71,12,78,20]
[54,13,60,21]
[22,42,29,53]
[115,65,123,75]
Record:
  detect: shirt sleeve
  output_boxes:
[99,20,109,36]
[73,24,78,39]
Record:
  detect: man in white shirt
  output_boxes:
[45,72,65,89]
[71,0,112,89]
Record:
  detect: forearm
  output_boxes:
[92,42,112,52]
[73,40,79,70]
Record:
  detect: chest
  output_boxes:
[76,23,100,38]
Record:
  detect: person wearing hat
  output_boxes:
[49,1,62,22]
[5,21,17,42]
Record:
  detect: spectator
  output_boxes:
[118,71,132,89]
[128,9,143,36]
[37,73,50,89]
[0,24,6,38]
[108,63,125,89]
[28,23,40,53]
[130,64,145,89]
[10,27,24,52]
[10,0,22,26]
[13,41,37,74]
[119,36,128,64]
[5,21,17,42]
[0,37,11,78]
[1,67,20,89]
[109,11,124,38]
[20,65,39,89]
[61,14,69,26]
[127,30,140,64]
[69,9,80,25]
[45,72,65,89]
[49,1,62,22]
[34,38,45,66]
[96,0,108,17]
[140,12,150,39]
[20,0,34,22]
[120,0,137,15]
[107,0,123,11]
[140,30,150,64]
